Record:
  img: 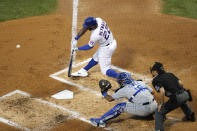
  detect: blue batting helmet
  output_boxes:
[83,17,97,28]
[117,72,134,86]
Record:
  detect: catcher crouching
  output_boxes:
[90,72,158,127]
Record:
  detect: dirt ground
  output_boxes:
[0,0,197,130]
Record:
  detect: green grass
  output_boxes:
[0,0,58,22]
[162,0,197,19]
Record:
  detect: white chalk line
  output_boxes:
[167,116,180,121]
[0,90,113,130]
[50,75,101,96]
[0,90,30,99]
[49,58,100,96]
[51,58,91,76]
[0,90,31,131]
[49,58,153,130]
[0,117,30,131]
[70,0,79,62]
[50,58,152,97]
[71,0,78,44]
[0,90,179,131]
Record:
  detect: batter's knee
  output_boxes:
[93,53,99,62]
[100,67,109,75]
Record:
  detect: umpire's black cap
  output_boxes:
[150,62,164,73]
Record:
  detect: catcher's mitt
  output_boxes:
[99,79,112,94]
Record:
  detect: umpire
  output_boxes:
[150,62,195,131]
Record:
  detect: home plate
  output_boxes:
[51,90,73,99]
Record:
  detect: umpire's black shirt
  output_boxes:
[152,72,184,97]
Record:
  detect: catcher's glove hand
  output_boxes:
[99,79,112,94]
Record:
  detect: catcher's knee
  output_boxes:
[113,102,126,114]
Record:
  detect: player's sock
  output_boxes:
[84,58,98,71]
[99,103,126,123]
[106,69,119,78]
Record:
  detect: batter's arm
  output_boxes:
[75,27,88,40]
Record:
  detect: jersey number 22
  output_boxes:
[103,24,111,40]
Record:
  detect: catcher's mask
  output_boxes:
[150,62,165,75]
[117,72,134,87]
[99,79,111,89]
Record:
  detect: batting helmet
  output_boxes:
[83,17,97,28]
[117,72,134,86]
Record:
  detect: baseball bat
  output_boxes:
[68,49,74,77]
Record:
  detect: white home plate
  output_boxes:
[51,90,73,99]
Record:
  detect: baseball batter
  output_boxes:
[72,17,119,78]
[90,72,158,127]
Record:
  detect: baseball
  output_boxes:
[16,44,20,48]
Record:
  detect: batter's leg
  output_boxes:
[83,49,99,71]
[106,69,119,78]
[98,39,119,78]
[83,58,98,71]
[99,57,119,78]
[72,49,99,77]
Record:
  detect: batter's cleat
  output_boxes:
[90,118,106,128]
[71,68,88,77]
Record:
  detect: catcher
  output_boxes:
[90,72,158,127]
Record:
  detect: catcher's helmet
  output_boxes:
[117,72,134,86]
[83,17,97,28]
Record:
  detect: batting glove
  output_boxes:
[75,35,80,40]
[73,47,78,51]
[72,40,77,46]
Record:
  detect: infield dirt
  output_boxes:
[0,0,197,131]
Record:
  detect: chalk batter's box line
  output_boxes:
[0,90,31,131]
[49,58,152,96]
[0,90,113,131]
[0,90,178,131]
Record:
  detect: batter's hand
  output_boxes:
[72,47,78,52]
[72,40,77,48]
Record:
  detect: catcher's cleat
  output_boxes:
[71,68,88,77]
[90,118,106,128]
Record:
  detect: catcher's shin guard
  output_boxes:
[100,102,126,122]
